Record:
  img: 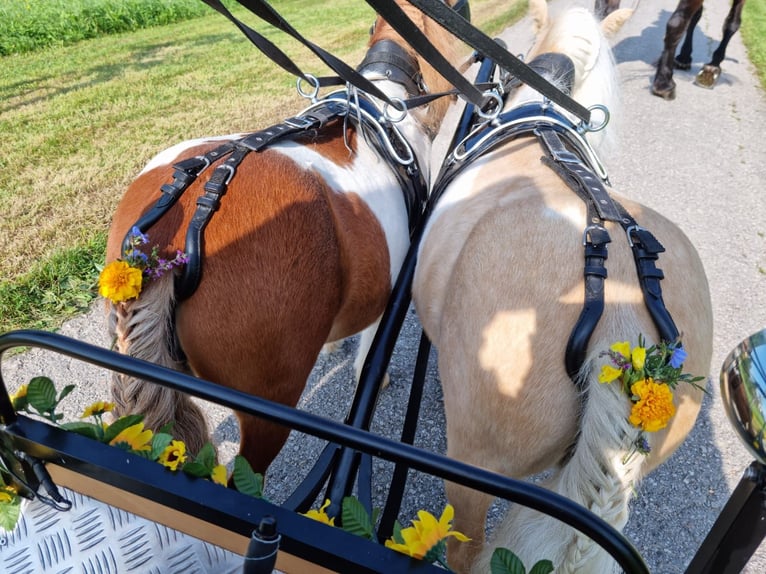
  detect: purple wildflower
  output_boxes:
[669,345,687,369]
[636,435,651,454]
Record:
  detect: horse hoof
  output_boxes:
[651,84,676,100]
[674,58,692,71]
[694,65,721,89]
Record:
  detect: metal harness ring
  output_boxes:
[383,97,408,123]
[297,74,321,102]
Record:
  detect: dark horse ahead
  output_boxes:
[596,0,746,100]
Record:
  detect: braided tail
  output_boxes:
[472,348,646,573]
[107,273,210,455]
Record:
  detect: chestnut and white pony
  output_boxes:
[104,1,459,473]
[413,0,713,572]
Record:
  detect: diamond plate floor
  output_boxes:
[1,487,244,574]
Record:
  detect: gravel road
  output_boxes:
[2,0,765,572]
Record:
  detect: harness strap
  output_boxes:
[128,93,426,301]
[400,0,592,124]
[176,145,252,300]
[122,142,236,254]
[538,127,679,383]
[357,39,423,97]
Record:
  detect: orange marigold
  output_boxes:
[98,260,143,303]
[628,378,676,432]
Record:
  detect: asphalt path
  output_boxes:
[2,0,765,572]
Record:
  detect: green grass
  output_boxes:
[0,0,210,56]
[743,0,766,91]
[0,235,107,333]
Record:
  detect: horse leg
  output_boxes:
[445,481,492,573]
[653,0,703,99]
[674,6,703,69]
[352,317,391,390]
[594,0,621,19]
[695,0,745,87]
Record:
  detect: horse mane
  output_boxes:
[524,0,630,162]
[368,1,461,134]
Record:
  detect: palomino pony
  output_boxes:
[104,1,459,473]
[413,0,713,571]
[652,0,746,98]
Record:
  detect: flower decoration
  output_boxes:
[110,421,154,452]
[80,401,115,419]
[386,503,470,566]
[599,335,705,460]
[211,464,228,486]
[2,376,268,534]
[98,227,188,304]
[303,499,336,526]
[158,440,188,471]
[1,379,551,574]
[9,384,28,411]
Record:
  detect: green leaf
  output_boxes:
[60,421,102,441]
[529,560,555,574]
[391,520,404,544]
[0,495,22,532]
[490,547,526,574]
[102,414,144,443]
[27,376,57,412]
[341,496,375,540]
[423,539,447,565]
[149,432,173,460]
[182,461,212,478]
[192,442,217,471]
[158,422,175,435]
[57,384,76,403]
[232,456,263,498]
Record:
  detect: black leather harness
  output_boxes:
[123,44,429,302]
[431,54,680,385]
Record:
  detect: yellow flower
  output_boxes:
[303,499,335,526]
[211,464,228,486]
[80,401,115,418]
[98,260,143,303]
[10,384,27,401]
[631,346,646,371]
[629,378,676,432]
[598,364,622,384]
[158,440,187,471]
[110,422,153,452]
[385,504,470,559]
[610,341,631,359]
[0,489,15,504]
[10,384,28,409]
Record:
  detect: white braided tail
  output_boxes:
[471,347,646,573]
[107,272,210,455]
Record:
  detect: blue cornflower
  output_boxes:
[669,345,688,369]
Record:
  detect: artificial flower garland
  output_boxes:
[598,335,705,460]
[3,381,553,574]
[98,227,188,304]
[1,377,261,532]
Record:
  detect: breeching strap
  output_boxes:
[537,128,679,382]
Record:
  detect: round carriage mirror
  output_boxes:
[720,328,766,464]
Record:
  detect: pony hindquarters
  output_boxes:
[413,3,711,570]
[416,146,712,572]
[106,141,393,473]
